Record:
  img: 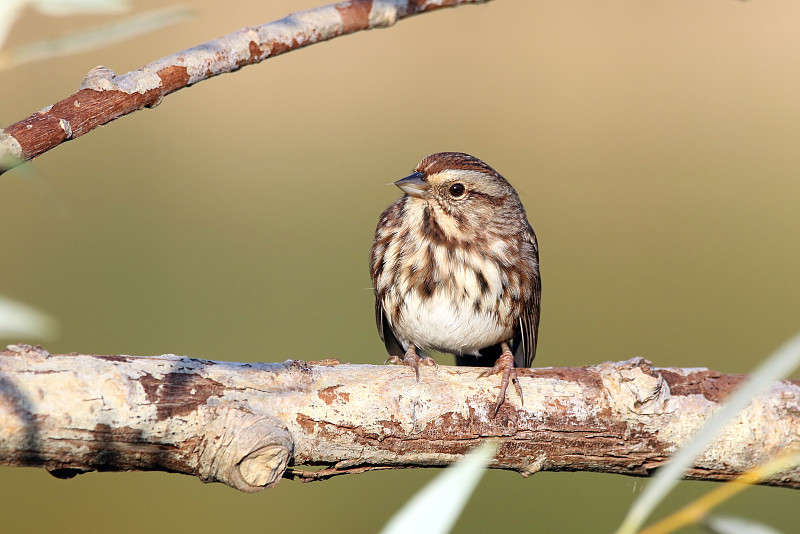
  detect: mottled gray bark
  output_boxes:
[0,0,492,174]
[0,344,798,492]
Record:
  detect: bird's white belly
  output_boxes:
[393,291,511,355]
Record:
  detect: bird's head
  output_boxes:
[394,152,525,239]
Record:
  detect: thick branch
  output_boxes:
[0,0,490,174]
[0,345,798,492]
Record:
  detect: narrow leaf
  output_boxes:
[0,1,26,50]
[615,332,800,534]
[705,515,783,534]
[31,0,128,16]
[0,6,194,71]
[0,296,59,339]
[381,441,498,534]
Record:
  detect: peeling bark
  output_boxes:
[0,344,798,492]
[0,0,492,174]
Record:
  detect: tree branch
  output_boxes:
[0,0,491,175]
[1,344,798,492]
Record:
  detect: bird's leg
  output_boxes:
[385,344,436,381]
[478,342,524,415]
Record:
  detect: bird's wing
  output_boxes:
[376,297,405,358]
[513,230,541,368]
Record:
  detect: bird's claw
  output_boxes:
[420,356,438,369]
[386,346,437,381]
[479,346,523,415]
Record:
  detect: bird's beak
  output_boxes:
[394,172,429,198]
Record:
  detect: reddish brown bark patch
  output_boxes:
[248,41,265,64]
[336,0,372,32]
[318,385,350,405]
[295,413,404,444]
[138,372,224,420]
[157,65,191,93]
[660,369,747,403]
[295,413,317,435]
[5,87,161,159]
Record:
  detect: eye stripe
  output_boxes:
[468,190,503,207]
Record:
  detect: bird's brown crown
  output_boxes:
[415,152,501,178]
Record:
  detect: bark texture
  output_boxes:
[1,345,798,492]
[0,0,491,174]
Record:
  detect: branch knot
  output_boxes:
[197,403,294,492]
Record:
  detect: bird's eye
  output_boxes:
[448,182,466,198]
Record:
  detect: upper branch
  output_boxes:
[0,0,491,174]
[1,344,798,492]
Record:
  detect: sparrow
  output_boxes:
[370,152,541,414]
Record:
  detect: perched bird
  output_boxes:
[370,152,541,414]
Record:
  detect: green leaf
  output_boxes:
[0,296,59,340]
[615,332,800,534]
[381,441,498,534]
[0,1,27,49]
[0,0,128,53]
[705,515,783,534]
[31,0,128,16]
[0,6,194,71]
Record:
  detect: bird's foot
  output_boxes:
[385,345,437,381]
[478,344,523,415]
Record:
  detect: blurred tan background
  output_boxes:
[1,0,799,532]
